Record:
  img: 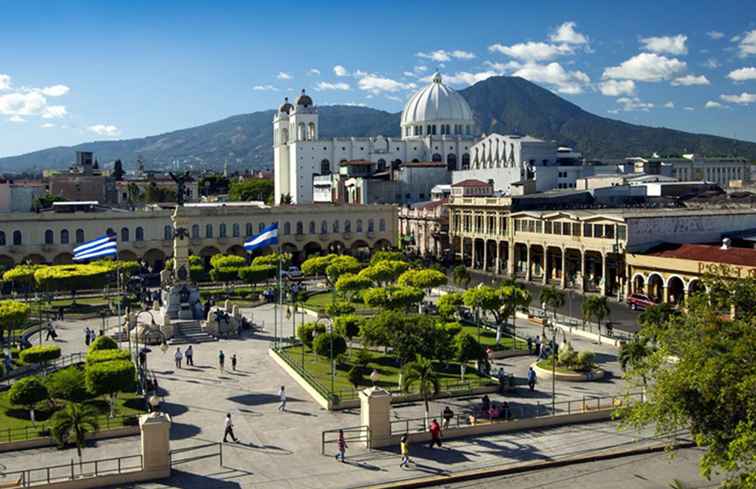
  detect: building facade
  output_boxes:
[627,155,751,188]
[0,203,398,270]
[398,199,449,258]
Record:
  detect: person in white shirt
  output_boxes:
[223,413,238,442]
[174,347,183,369]
[278,386,287,412]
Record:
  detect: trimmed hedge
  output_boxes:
[86,348,130,365]
[0,300,31,331]
[9,376,48,408]
[313,332,347,358]
[19,344,61,365]
[85,360,136,397]
[46,366,91,402]
[87,335,119,353]
[34,264,110,291]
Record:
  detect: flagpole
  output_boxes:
[275,251,282,349]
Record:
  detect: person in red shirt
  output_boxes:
[428,419,442,448]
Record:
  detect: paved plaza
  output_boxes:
[4,301,661,489]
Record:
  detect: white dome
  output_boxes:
[400,72,474,138]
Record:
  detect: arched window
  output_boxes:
[368,219,374,232]
[321,220,328,234]
[121,227,130,242]
[13,230,22,246]
[377,159,386,171]
[219,223,227,238]
[320,159,331,175]
[284,222,291,235]
[296,222,303,234]
[0,231,5,246]
[447,153,457,171]
[379,218,386,232]
[135,227,144,241]
[432,153,442,162]
[232,223,240,238]
[60,230,69,244]
[356,219,363,232]
[246,223,253,236]
[309,221,316,234]
[206,224,213,238]
[44,229,54,245]
[462,153,471,170]
[259,223,265,233]
[75,229,84,244]
[307,122,316,140]
[192,224,200,239]
[344,220,351,233]
[333,220,339,233]
[163,226,172,241]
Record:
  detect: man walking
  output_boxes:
[527,336,533,354]
[45,321,57,341]
[528,366,537,392]
[223,413,239,443]
[428,419,442,448]
[278,385,287,412]
[399,434,412,468]
[218,350,225,372]
[174,347,183,369]
[535,336,541,357]
[185,345,193,366]
[84,327,92,346]
[231,354,237,371]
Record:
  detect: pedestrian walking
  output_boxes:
[58,306,64,320]
[223,413,239,443]
[218,350,225,372]
[185,345,193,366]
[527,336,533,354]
[399,434,412,468]
[174,347,183,369]
[139,349,147,369]
[231,354,237,371]
[84,327,92,346]
[528,366,537,391]
[428,419,442,448]
[335,429,347,462]
[45,321,57,341]
[442,406,454,429]
[277,385,287,412]
[535,336,542,357]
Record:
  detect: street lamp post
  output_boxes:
[100,310,107,336]
[550,323,557,413]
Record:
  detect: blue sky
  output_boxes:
[1,0,755,158]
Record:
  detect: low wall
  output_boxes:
[371,408,614,448]
[0,425,140,453]
[531,362,606,382]
[8,467,170,489]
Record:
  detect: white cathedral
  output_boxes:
[273,72,478,205]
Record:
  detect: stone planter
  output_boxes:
[531,362,605,382]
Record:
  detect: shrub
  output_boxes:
[19,344,61,365]
[33,264,110,292]
[210,254,246,270]
[325,301,355,317]
[9,376,48,417]
[46,366,91,402]
[238,265,276,286]
[87,335,119,353]
[313,333,347,358]
[575,351,595,371]
[348,366,363,388]
[443,322,463,338]
[0,300,31,337]
[86,348,130,365]
[252,253,291,268]
[334,315,362,341]
[85,360,136,398]
[297,322,325,349]
[354,347,371,369]
[557,342,578,368]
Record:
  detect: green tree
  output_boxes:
[3,265,43,296]
[87,335,119,353]
[313,332,347,359]
[454,332,482,379]
[363,286,424,312]
[46,366,91,403]
[325,301,355,317]
[326,256,361,285]
[437,292,464,320]
[397,268,447,290]
[335,273,371,301]
[228,179,274,203]
[539,286,566,336]
[401,355,440,421]
[0,299,31,343]
[464,286,514,344]
[85,360,136,417]
[581,295,610,339]
[297,322,325,349]
[618,335,654,388]
[358,260,410,287]
[638,303,679,330]
[334,315,362,347]
[348,366,363,388]
[301,255,336,281]
[360,311,399,351]
[370,251,404,264]
[452,265,471,288]
[619,282,756,489]
[51,402,100,469]
[9,376,48,423]
[252,252,292,269]
[32,193,65,211]
[499,281,530,348]
[86,349,130,365]
[34,264,110,303]
[238,264,276,287]
[19,344,61,370]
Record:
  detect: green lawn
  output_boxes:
[459,324,528,351]
[0,389,145,442]
[300,291,376,315]
[279,345,494,401]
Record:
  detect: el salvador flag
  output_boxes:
[73,233,118,261]
[244,223,278,252]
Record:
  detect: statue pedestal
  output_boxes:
[161,283,201,321]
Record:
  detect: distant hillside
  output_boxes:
[1,76,754,172]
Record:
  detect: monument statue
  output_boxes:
[169,171,191,207]
[160,204,202,321]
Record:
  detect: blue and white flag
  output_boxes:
[73,234,118,261]
[244,223,278,252]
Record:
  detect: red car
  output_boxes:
[627,293,656,311]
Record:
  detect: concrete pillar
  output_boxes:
[495,242,501,275]
[661,285,668,303]
[601,253,608,297]
[483,241,488,272]
[360,387,392,449]
[560,248,566,289]
[471,239,476,269]
[581,251,587,292]
[541,248,547,285]
[507,242,515,276]
[140,412,172,478]
[525,244,532,281]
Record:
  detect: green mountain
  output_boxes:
[1,76,754,172]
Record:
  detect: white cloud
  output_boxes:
[607,109,620,114]
[488,41,573,61]
[736,30,756,57]
[483,60,521,72]
[616,97,654,111]
[727,67,756,81]
[598,79,636,96]
[252,84,277,91]
[705,100,725,109]
[416,49,476,62]
[344,102,367,107]
[512,62,590,94]
[357,74,415,94]
[442,71,500,86]
[9,115,25,123]
[307,68,321,76]
[87,124,120,137]
[316,81,351,91]
[707,31,725,40]
[602,53,686,81]
[353,69,368,78]
[640,34,687,55]
[414,65,428,73]
[0,74,10,90]
[683,106,695,111]
[663,101,675,108]
[550,21,588,45]
[333,65,348,77]
[720,92,756,104]
[276,72,292,80]
[42,105,66,119]
[386,95,403,102]
[403,71,416,78]
[671,74,710,86]
[703,58,720,69]
[41,85,70,97]
[40,122,55,128]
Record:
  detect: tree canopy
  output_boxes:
[397,268,447,290]
[228,178,274,204]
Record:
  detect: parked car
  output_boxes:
[282,266,303,280]
[627,293,656,311]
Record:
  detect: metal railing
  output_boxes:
[0,454,142,487]
[170,441,223,467]
[320,425,371,456]
[1,352,86,386]
[389,392,645,436]
[528,307,635,342]
[1,413,138,444]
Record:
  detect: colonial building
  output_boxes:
[274,72,478,205]
[0,202,398,270]
[626,154,751,188]
[398,199,449,258]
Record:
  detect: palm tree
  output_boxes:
[582,296,610,342]
[452,265,471,289]
[618,335,654,388]
[539,286,565,337]
[401,355,440,422]
[50,402,100,471]
[500,280,530,349]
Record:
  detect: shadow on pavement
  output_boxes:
[227,393,304,406]
[161,402,189,417]
[170,422,202,440]
[162,469,244,487]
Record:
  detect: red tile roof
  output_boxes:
[402,161,446,168]
[452,179,490,188]
[418,198,447,210]
[342,160,373,166]
[646,243,756,267]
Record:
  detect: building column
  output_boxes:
[495,241,501,275]
[601,252,608,297]
[560,247,566,289]
[507,241,515,276]
[541,248,547,285]
[483,241,488,273]
[581,251,587,292]
[661,285,668,304]
[471,238,476,269]
[525,244,532,281]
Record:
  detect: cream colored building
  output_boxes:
[0,203,398,270]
